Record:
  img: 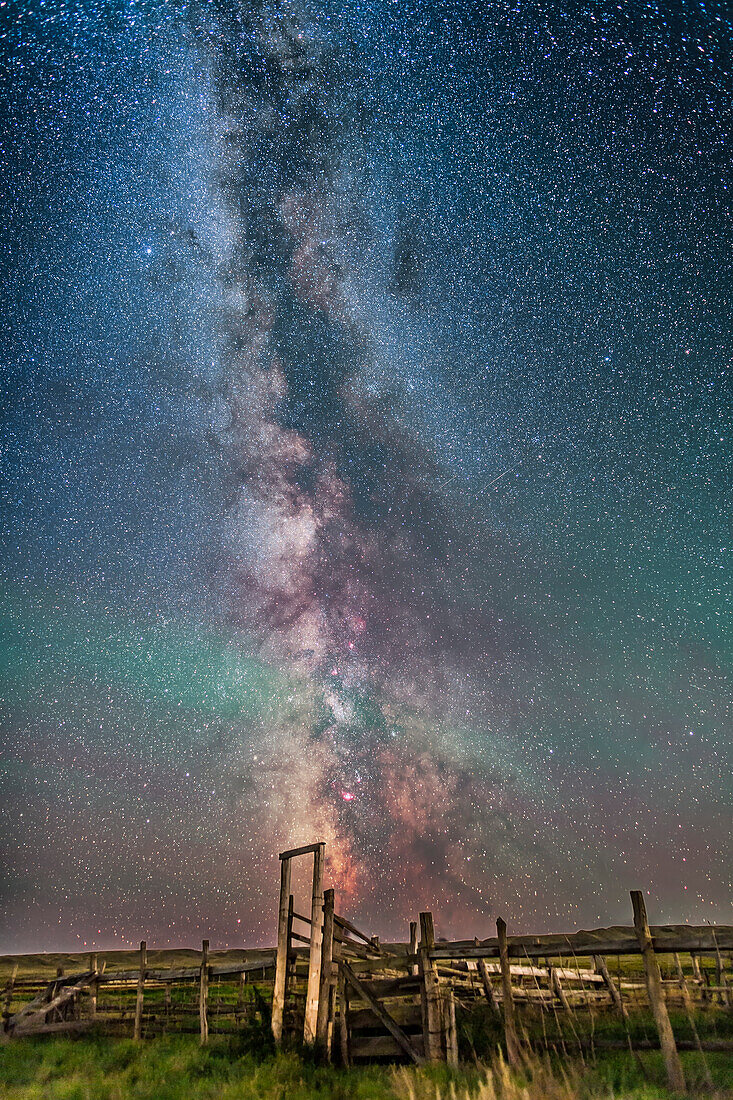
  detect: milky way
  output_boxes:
[1,1,731,952]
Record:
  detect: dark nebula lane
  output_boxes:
[0,0,730,952]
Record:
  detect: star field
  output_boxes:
[0,0,730,952]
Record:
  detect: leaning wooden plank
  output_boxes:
[7,971,94,1028]
[592,955,626,1016]
[5,986,52,1027]
[549,966,570,1011]
[341,962,424,1065]
[477,958,500,1013]
[332,934,379,959]
[334,913,382,951]
[9,976,93,1033]
[631,890,685,1095]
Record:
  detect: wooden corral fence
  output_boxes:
[2,950,275,1042]
[271,843,733,1094]
[3,840,732,1095]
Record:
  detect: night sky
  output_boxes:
[1,0,730,954]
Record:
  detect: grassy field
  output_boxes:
[1,1020,732,1100]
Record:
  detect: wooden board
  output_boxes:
[351,1033,426,1059]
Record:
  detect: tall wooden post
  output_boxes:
[713,933,730,1007]
[497,918,520,1067]
[419,911,444,1062]
[3,964,18,1032]
[304,841,326,1045]
[89,954,98,1018]
[338,968,350,1067]
[444,989,459,1067]
[409,921,419,976]
[549,965,570,1010]
[691,954,703,983]
[630,890,684,1094]
[199,939,209,1045]
[236,971,246,1025]
[272,855,292,1043]
[133,941,146,1040]
[316,887,335,1053]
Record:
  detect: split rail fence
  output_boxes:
[3,840,732,1094]
[2,950,275,1042]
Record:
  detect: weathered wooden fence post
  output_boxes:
[444,989,459,1067]
[497,917,520,1067]
[549,964,570,1010]
[316,887,335,1053]
[199,939,209,1044]
[304,841,326,1045]
[272,854,292,1043]
[89,954,98,1018]
[3,964,18,1032]
[713,932,730,1007]
[409,921,419,977]
[338,968,350,1067]
[691,953,703,984]
[478,958,500,1013]
[133,941,146,1040]
[419,911,444,1062]
[236,971,246,1025]
[630,890,684,1094]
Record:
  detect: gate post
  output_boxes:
[419,911,444,1062]
[272,855,292,1043]
[316,887,336,1054]
[304,841,326,1044]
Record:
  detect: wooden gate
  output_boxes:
[271,844,455,1063]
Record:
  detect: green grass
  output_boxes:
[1,1031,732,1100]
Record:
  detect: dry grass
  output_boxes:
[392,1049,733,1100]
